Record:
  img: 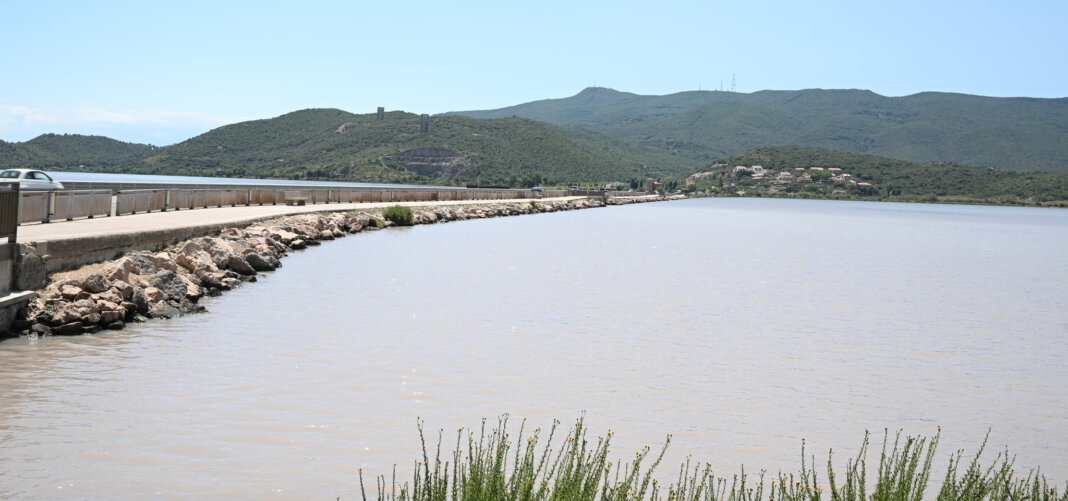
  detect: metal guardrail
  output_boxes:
[18,192,50,224]
[6,186,575,233]
[115,190,158,215]
[52,190,111,220]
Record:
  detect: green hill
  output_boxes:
[0,134,157,170]
[2,109,673,186]
[447,88,1068,173]
[689,145,1068,203]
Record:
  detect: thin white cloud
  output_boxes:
[0,105,250,144]
[0,105,247,128]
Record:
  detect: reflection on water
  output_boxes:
[1,198,1066,499]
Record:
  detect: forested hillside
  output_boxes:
[2,110,676,186]
[0,134,157,170]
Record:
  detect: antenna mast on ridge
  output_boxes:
[731,72,736,93]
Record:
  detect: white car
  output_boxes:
[0,169,65,190]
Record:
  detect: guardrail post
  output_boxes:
[45,191,55,223]
[0,183,19,243]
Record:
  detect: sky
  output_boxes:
[2,0,1065,146]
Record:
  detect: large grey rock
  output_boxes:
[147,300,180,319]
[100,309,125,324]
[175,249,215,273]
[178,298,206,315]
[81,274,110,294]
[151,270,187,302]
[180,275,202,301]
[53,321,83,336]
[94,289,124,305]
[152,252,178,272]
[226,254,256,276]
[130,288,149,314]
[244,252,275,272]
[226,239,252,255]
[122,253,159,276]
[120,301,139,318]
[95,300,121,313]
[106,257,141,283]
[110,280,135,300]
[196,237,240,268]
[143,287,164,303]
[268,228,300,244]
[72,299,99,316]
[197,271,224,290]
[50,304,81,326]
[59,284,84,300]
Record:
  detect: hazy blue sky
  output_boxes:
[2,0,1064,145]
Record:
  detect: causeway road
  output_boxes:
[17,196,585,243]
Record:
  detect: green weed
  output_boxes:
[383,205,414,226]
[356,417,1067,501]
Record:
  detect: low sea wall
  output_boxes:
[3,195,678,338]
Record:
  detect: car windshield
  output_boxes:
[0,171,21,179]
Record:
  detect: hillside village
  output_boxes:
[686,163,878,197]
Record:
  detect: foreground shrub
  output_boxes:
[383,205,414,226]
[357,416,1067,501]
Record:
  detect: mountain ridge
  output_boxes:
[445,87,1068,173]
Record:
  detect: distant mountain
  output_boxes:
[0,134,157,170]
[1,109,674,186]
[446,87,1068,173]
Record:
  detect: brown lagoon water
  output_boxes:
[1,198,1066,499]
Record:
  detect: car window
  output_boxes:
[32,172,53,181]
[0,171,20,179]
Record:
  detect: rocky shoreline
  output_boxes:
[4,195,678,339]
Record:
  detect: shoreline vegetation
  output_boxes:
[676,146,1068,208]
[3,195,676,339]
[355,415,1066,501]
[685,191,1068,209]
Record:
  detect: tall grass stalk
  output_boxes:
[356,417,1067,501]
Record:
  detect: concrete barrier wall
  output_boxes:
[13,186,573,228]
